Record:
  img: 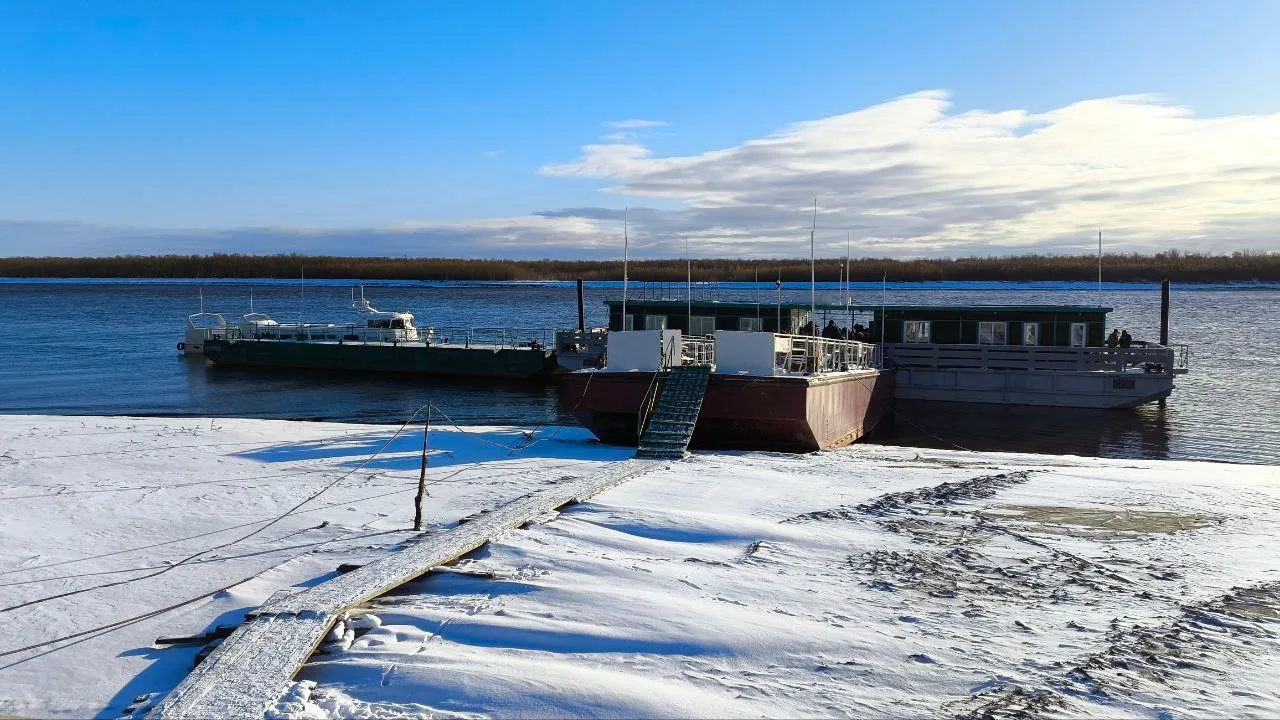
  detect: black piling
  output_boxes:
[1160,278,1170,346]
[576,278,586,333]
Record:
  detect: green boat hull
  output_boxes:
[203,339,557,380]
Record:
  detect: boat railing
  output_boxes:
[773,334,881,375]
[427,327,555,350]
[679,335,716,366]
[882,343,1188,374]
[232,324,556,349]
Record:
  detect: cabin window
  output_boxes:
[689,316,716,336]
[738,317,762,332]
[903,321,931,343]
[391,318,405,330]
[1023,322,1039,346]
[978,322,1008,345]
[643,315,667,331]
[1070,322,1087,347]
[622,314,635,331]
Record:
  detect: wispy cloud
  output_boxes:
[4,93,1277,259]
[0,216,620,259]
[542,91,1280,257]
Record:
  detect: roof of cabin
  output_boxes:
[604,299,816,310]
[605,299,1112,314]
[868,304,1112,314]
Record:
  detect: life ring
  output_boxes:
[177,342,186,351]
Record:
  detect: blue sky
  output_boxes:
[1,1,1278,257]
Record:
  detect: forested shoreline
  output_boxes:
[1,252,1278,283]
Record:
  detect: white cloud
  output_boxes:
[5,93,1277,259]
[541,91,1280,257]
[0,215,619,258]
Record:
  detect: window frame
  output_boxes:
[689,315,716,336]
[643,315,667,331]
[738,317,763,332]
[1023,322,1039,346]
[622,313,635,331]
[903,320,932,344]
[978,321,1008,345]
[1070,322,1087,347]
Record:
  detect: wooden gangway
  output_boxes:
[148,458,662,720]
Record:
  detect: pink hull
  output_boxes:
[560,369,895,453]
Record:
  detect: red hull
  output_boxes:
[560,369,895,453]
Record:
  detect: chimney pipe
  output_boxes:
[576,278,586,333]
[1160,278,1170,346]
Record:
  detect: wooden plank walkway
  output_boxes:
[149,458,662,720]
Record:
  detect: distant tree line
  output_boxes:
[1,251,1278,283]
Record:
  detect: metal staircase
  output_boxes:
[635,364,712,459]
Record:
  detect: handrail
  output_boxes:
[679,336,716,367]
[882,343,1188,373]
[210,322,558,351]
[772,333,880,375]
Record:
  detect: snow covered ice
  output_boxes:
[1,415,1279,718]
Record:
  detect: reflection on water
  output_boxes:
[1,280,1277,465]
[883,400,1173,460]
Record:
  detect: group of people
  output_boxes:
[795,319,873,342]
[1107,328,1134,348]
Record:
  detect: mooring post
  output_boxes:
[1160,278,1170,346]
[576,278,586,333]
[414,407,431,531]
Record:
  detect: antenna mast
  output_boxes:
[846,228,852,328]
[1097,229,1103,304]
[809,198,817,339]
[622,208,629,330]
[685,235,691,334]
[754,266,760,326]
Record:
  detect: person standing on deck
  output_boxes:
[1107,329,1121,348]
[1119,330,1132,348]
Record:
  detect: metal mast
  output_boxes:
[809,198,817,338]
[621,208,629,329]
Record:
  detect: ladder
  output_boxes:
[635,364,712,459]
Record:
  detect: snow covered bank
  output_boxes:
[0,415,630,719]
[1,415,1279,719]
[291,448,1280,719]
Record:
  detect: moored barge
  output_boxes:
[869,303,1190,408]
[198,298,558,380]
[561,300,894,453]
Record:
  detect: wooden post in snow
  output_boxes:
[414,407,431,531]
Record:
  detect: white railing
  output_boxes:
[773,334,881,375]
[679,336,716,366]
[882,343,1189,374]
[225,323,556,350]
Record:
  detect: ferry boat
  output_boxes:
[195,297,558,380]
[870,304,1189,408]
[560,299,895,453]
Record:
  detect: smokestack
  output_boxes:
[1160,278,1170,346]
[576,278,586,333]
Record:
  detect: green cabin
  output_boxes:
[606,299,814,335]
[869,305,1111,347]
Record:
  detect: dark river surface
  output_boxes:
[0,279,1275,465]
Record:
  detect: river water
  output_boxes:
[0,279,1274,465]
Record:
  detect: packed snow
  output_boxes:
[1,415,1279,719]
